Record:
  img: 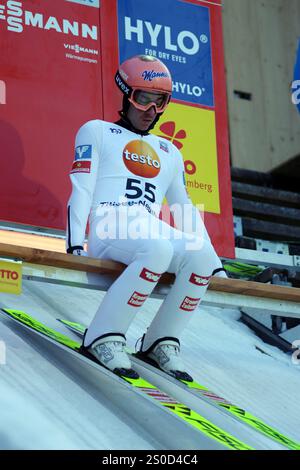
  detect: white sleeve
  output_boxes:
[66,121,101,252]
[165,146,211,243]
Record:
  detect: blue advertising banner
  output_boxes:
[117,0,213,108]
[293,38,300,114]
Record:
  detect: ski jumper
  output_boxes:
[67,119,223,349]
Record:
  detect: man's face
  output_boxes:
[127,103,157,131]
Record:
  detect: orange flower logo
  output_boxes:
[158,122,187,150]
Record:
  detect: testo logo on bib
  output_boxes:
[123,140,160,178]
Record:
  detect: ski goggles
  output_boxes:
[129,89,171,113]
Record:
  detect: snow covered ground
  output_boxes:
[0,280,299,449]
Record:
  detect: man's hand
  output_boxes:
[212,268,228,278]
[72,248,88,257]
[67,245,88,256]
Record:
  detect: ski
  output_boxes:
[59,318,300,451]
[0,308,253,451]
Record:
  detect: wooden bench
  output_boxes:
[1,241,300,319]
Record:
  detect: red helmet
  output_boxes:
[115,55,172,113]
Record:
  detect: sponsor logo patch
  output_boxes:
[140,268,161,283]
[159,141,169,153]
[75,145,92,160]
[142,70,169,81]
[180,296,200,312]
[189,273,211,286]
[115,73,131,95]
[123,140,161,178]
[110,128,122,134]
[70,160,91,174]
[64,43,98,55]
[0,260,22,295]
[127,291,148,307]
[0,1,98,38]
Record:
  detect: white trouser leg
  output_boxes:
[85,209,222,348]
[84,213,174,346]
[141,234,221,350]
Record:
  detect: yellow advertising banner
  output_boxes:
[0,259,22,295]
[153,101,220,214]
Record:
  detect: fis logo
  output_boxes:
[127,291,148,307]
[75,145,92,160]
[159,141,169,153]
[189,273,211,286]
[140,268,161,283]
[180,296,200,312]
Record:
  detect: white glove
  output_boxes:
[67,246,88,257]
[73,248,88,257]
[213,268,228,278]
